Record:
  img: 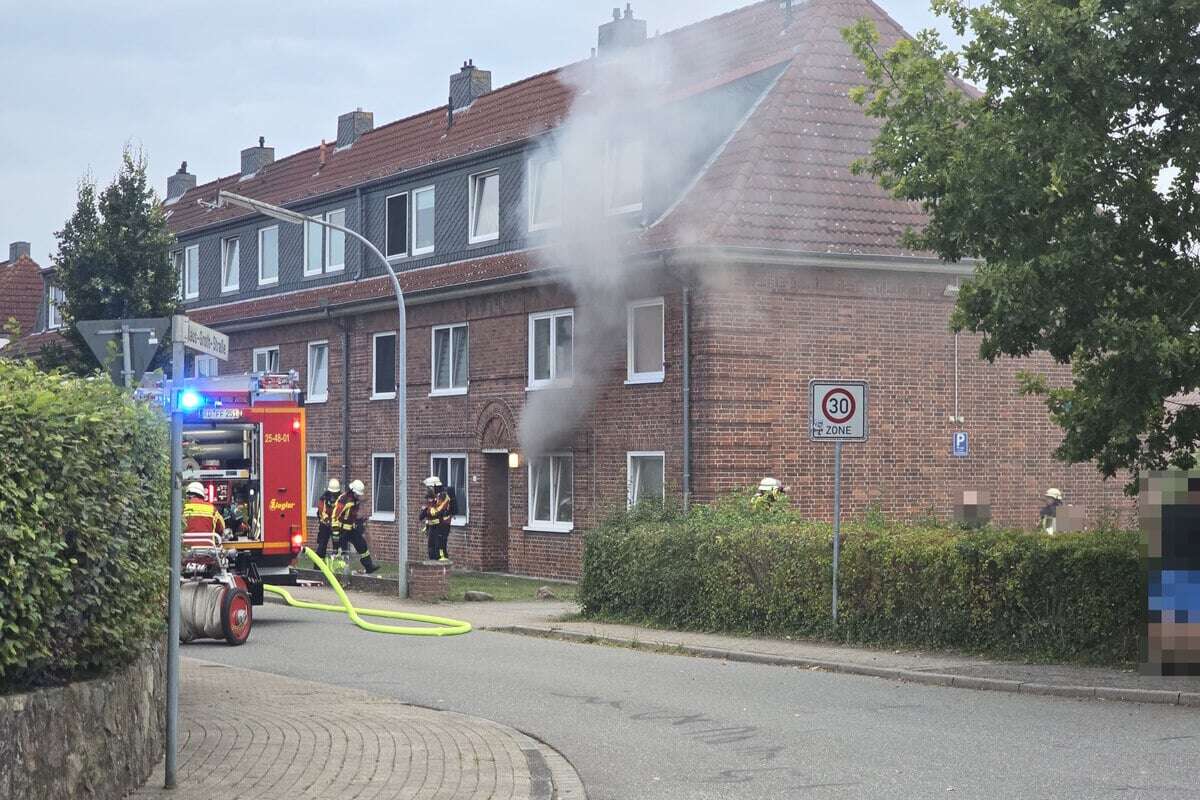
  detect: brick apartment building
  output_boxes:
[161,0,1129,579]
[0,241,65,356]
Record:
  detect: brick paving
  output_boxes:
[132,658,583,800]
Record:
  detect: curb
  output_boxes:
[513,731,588,800]
[491,625,1200,709]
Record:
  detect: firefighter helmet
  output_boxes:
[348,479,365,497]
[327,478,342,494]
[1045,488,1063,501]
[757,477,784,494]
[185,481,206,498]
[423,476,443,489]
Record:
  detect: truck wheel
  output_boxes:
[221,587,253,646]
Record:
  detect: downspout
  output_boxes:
[325,305,352,486]
[682,284,692,513]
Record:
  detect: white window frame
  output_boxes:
[431,453,469,526]
[385,191,409,259]
[47,285,65,330]
[605,138,644,215]
[411,185,436,257]
[220,236,240,293]
[626,296,665,384]
[371,331,398,400]
[183,244,200,300]
[306,340,329,404]
[371,452,396,521]
[627,451,666,508]
[526,453,574,533]
[258,225,279,286]
[193,354,219,378]
[430,322,468,396]
[468,169,500,244]
[527,308,574,390]
[325,209,346,272]
[303,218,322,277]
[252,346,280,374]
[306,453,328,517]
[527,157,562,231]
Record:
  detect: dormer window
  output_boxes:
[469,170,500,244]
[220,236,240,293]
[606,139,643,214]
[304,209,346,276]
[47,285,65,330]
[529,158,562,230]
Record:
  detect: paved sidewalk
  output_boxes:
[132,658,584,800]
[279,584,1200,706]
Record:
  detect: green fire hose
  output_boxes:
[263,547,472,636]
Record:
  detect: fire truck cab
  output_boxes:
[175,372,307,587]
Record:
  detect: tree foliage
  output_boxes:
[47,147,178,372]
[843,0,1200,487]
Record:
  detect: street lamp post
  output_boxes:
[215,190,409,598]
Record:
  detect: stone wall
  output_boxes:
[0,642,165,800]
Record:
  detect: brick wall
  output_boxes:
[216,260,1131,579]
[688,263,1132,528]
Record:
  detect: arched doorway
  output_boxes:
[475,401,517,571]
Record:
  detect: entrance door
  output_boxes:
[483,453,510,572]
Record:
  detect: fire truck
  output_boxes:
[174,372,308,588]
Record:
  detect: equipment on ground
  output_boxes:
[265,547,471,636]
[179,544,261,645]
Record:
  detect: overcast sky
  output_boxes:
[0,0,956,265]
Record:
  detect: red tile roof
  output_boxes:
[0,254,45,338]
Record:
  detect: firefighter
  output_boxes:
[334,479,380,574]
[419,476,452,562]
[1040,488,1064,534]
[183,481,226,540]
[751,477,788,511]
[313,478,342,566]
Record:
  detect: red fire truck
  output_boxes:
[175,372,308,588]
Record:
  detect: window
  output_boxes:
[47,285,65,330]
[628,452,665,507]
[528,309,573,388]
[193,355,218,378]
[469,170,500,243]
[412,186,435,256]
[307,341,329,403]
[431,323,468,394]
[627,297,664,383]
[431,454,468,525]
[304,209,346,276]
[528,158,562,230]
[606,139,644,214]
[372,332,397,399]
[220,236,240,293]
[372,454,396,520]
[182,244,199,299]
[385,192,408,257]
[307,454,328,516]
[252,346,280,373]
[258,226,279,285]
[528,454,573,531]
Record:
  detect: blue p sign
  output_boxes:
[952,432,969,457]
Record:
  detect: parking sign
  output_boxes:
[952,431,969,457]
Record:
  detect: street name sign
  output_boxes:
[172,315,229,361]
[809,380,868,441]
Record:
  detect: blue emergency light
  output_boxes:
[178,388,204,412]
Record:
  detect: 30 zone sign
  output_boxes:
[809,380,868,442]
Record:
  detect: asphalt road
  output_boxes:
[190,602,1200,800]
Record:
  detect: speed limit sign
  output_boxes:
[810,380,868,441]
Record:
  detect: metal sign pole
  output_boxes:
[165,337,183,789]
[832,440,842,625]
[121,322,134,388]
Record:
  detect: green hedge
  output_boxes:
[0,360,169,692]
[581,497,1141,664]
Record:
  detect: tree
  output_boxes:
[47,147,178,373]
[843,0,1200,488]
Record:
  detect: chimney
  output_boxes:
[8,241,31,262]
[240,136,275,178]
[449,59,492,111]
[166,161,196,203]
[336,108,374,148]
[597,4,647,58]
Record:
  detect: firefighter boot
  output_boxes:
[360,552,381,575]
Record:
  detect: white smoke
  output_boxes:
[517,14,771,460]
